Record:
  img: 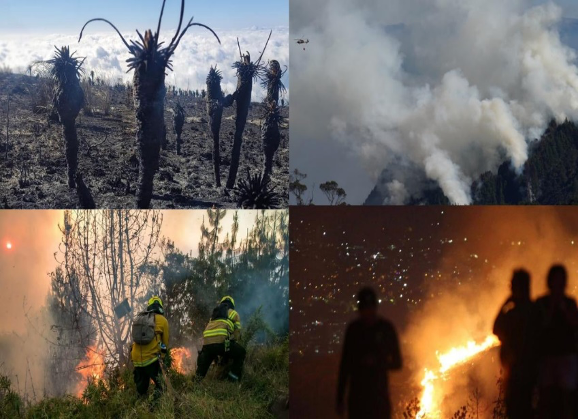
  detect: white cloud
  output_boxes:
[0,27,289,102]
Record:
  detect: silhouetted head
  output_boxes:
[357,287,378,322]
[547,264,567,298]
[511,269,530,302]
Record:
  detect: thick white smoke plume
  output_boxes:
[291,0,577,204]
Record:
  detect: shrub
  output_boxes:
[0,374,23,418]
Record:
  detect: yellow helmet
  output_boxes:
[220,295,235,307]
[148,296,163,308]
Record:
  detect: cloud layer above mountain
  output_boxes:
[0,27,289,101]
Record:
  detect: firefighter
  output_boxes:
[131,296,169,398]
[195,295,246,382]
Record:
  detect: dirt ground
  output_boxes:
[0,73,289,209]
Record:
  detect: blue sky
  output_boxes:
[0,0,288,34]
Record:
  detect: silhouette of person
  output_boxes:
[493,269,537,419]
[337,287,402,419]
[535,265,578,419]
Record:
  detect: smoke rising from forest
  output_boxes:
[402,207,577,416]
[290,0,577,204]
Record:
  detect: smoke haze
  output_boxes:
[290,0,577,204]
[0,210,61,399]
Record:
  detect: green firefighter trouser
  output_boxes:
[133,359,163,397]
[195,341,246,380]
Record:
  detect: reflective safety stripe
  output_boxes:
[207,318,234,329]
[210,318,234,329]
[203,315,234,342]
[133,357,158,367]
[228,310,241,330]
[203,328,230,337]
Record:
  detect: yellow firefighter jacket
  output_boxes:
[131,313,169,367]
[202,308,241,345]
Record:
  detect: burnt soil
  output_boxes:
[0,73,288,209]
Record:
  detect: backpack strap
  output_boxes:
[152,312,162,344]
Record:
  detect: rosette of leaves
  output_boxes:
[234,168,280,209]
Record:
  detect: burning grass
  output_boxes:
[170,347,194,375]
[75,345,106,398]
[415,335,501,419]
[2,340,288,418]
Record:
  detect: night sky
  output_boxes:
[289,206,578,418]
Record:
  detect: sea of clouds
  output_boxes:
[0,26,289,102]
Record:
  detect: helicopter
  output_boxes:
[294,38,309,50]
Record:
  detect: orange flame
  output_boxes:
[416,335,500,419]
[75,345,105,398]
[171,347,193,374]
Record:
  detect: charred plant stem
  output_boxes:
[226,59,253,188]
[226,97,249,188]
[211,112,222,186]
[63,118,79,187]
[206,67,225,187]
[176,133,182,155]
[135,72,165,208]
[262,107,280,183]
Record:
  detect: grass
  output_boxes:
[0,65,12,75]
[1,339,288,419]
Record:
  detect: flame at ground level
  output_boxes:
[171,347,194,374]
[416,335,500,419]
[75,346,106,398]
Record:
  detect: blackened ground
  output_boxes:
[0,73,289,209]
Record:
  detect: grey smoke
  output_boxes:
[290,0,577,204]
[236,270,289,336]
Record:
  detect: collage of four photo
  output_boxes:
[0,0,576,418]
